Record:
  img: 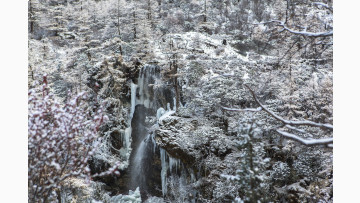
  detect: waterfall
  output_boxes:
[126,64,165,195]
[160,148,168,196]
[122,64,197,201]
[130,134,151,188]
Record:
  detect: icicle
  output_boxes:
[167,103,171,111]
[138,74,144,105]
[143,99,151,108]
[151,133,157,153]
[156,107,166,121]
[130,82,138,119]
[169,156,180,174]
[173,97,177,111]
[190,169,196,183]
[123,127,132,158]
[169,156,174,173]
[160,148,168,196]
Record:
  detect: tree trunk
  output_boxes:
[29,0,34,33]
[173,55,180,111]
[204,0,207,22]
[117,0,121,37]
[133,10,137,40]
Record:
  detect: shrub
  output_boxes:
[28,76,109,202]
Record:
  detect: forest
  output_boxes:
[27,0,334,202]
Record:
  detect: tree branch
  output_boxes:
[244,84,333,130]
[254,20,333,38]
[222,84,334,147]
[276,130,333,147]
[285,125,315,138]
[313,2,333,13]
[221,106,262,112]
[278,22,333,37]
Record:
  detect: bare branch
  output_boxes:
[254,20,333,38]
[276,130,333,147]
[313,2,333,12]
[222,106,262,112]
[279,22,333,37]
[244,84,333,130]
[285,125,314,138]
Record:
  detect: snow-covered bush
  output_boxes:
[28,76,109,202]
[233,118,271,202]
[293,150,324,180]
[270,161,291,185]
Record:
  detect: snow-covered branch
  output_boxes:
[277,21,333,37]
[259,20,333,37]
[244,84,333,130]
[242,84,333,147]
[221,106,262,112]
[223,84,333,147]
[276,130,333,147]
[284,125,315,138]
[313,2,333,12]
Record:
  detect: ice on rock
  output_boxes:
[110,187,142,203]
[156,108,166,121]
[158,110,176,125]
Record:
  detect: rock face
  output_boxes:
[154,109,244,202]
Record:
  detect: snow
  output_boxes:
[234,197,244,203]
[110,187,142,203]
[51,160,61,170]
[243,72,250,80]
[123,127,132,157]
[158,110,176,125]
[220,174,240,181]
